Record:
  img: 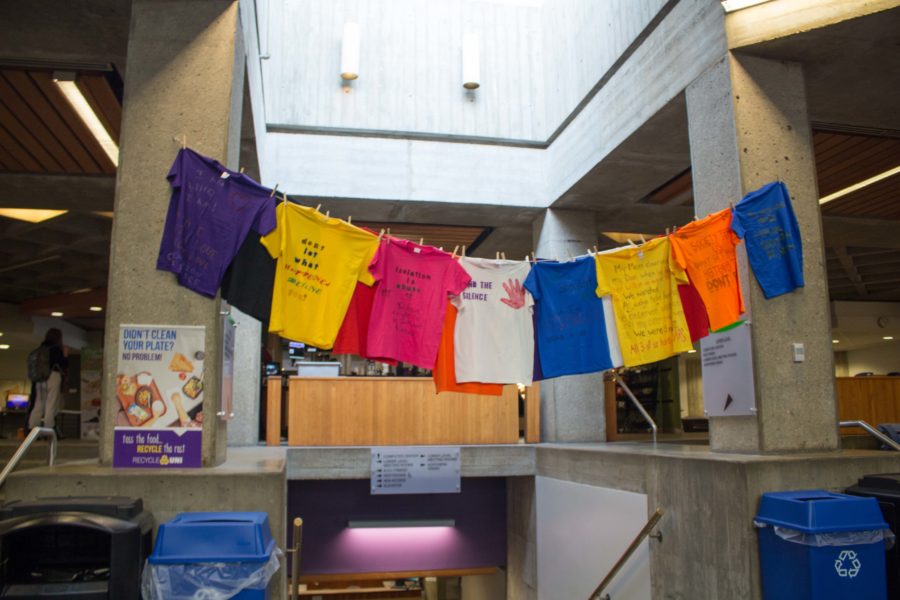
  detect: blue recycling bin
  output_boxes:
[755,490,890,600]
[143,512,280,600]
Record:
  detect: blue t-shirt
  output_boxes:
[523,257,613,379]
[731,181,804,299]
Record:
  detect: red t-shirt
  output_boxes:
[332,281,396,365]
[678,278,710,343]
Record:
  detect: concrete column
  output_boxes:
[532,209,605,442]
[506,476,537,600]
[226,306,262,446]
[686,54,838,453]
[100,0,245,466]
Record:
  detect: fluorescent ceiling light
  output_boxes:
[687,349,697,354]
[0,208,68,223]
[832,339,839,344]
[51,311,64,317]
[0,345,9,350]
[347,519,455,529]
[53,71,119,167]
[721,0,773,12]
[884,336,894,341]
[819,165,900,205]
[89,306,103,312]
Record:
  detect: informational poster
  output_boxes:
[219,314,235,420]
[113,324,204,468]
[700,322,756,417]
[79,346,103,440]
[371,446,461,495]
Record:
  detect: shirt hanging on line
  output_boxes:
[731,181,804,299]
[221,229,277,326]
[332,281,396,365]
[158,147,277,297]
[433,303,504,396]
[595,237,692,367]
[260,202,379,348]
[670,208,744,331]
[366,238,471,370]
[452,257,535,385]
[523,256,615,379]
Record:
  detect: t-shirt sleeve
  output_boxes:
[357,237,379,286]
[446,259,471,296]
[368,241,387,283]
[669,244,689,285]
[594,257,611,297]
[669,236,688,270]
[730,207,745,239]
[523,266,540,301]
[259,204,282,259]
[167,148,185,190]
[253,198,278,235]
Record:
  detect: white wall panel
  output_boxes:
[537,476,651,600]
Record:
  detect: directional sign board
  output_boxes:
[371,446,461,495]
[700,321,756,417]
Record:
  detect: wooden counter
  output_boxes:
[285,377,521,446]
[836,376,900,434]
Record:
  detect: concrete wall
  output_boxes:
[262,0,546,141]
[536,476,650,599]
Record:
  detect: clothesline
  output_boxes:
[157,147,805,392]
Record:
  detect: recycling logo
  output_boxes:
[834,550,861,578]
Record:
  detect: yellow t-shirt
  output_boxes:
[594,237,692,367]
[261,203,378,347]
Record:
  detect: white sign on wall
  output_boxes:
[371,447,461,495]
[700,321,756,417]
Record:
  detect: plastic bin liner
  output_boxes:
[754,521,896,549]
[141,548,282,600]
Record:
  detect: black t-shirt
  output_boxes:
[221,234,276,325]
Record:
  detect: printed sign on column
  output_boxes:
[113,324,205,468]
[700,321,756,417]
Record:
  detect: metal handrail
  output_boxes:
[612,373,658,445]
[0,427,58,489]
[588,508,664,600]
[288,517,304,600]
[839,420,900,451]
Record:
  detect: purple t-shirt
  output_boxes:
[157,148,277,297]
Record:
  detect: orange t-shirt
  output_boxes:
[432,303,504,396]
[670,208,745,331]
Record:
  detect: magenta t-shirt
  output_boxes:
[366,239,471,369]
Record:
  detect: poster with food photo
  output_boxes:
[112,324,205,468]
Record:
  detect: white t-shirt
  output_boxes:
[453,257,535,384]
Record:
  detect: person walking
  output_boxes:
[28,328,68,432]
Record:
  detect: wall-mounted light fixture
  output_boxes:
[462,33,480,90]
[348,519,455,529]
[52,71,119,167]
[341,23,360,81]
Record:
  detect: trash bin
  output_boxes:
[755,490,893,600]
[142,512,281,600]
[0,496,152,599]
[846,473,900,599]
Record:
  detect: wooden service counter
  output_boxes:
[282,377,531,446]
[836,376,900,434]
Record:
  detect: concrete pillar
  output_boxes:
[100,0,245,466]
[532,209,605,442]
[226,306,262,446]
[686,54,838,453]
[506,476,537,600]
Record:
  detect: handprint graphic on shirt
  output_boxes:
[500,278,526,309]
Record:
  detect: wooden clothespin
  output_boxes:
[239,167,245,174]
[501,252,506,260]
[665,227,670,236]
[281,192,288,205]
[378,228,385,241]
[531,252,536,262]
[452,245,459,257]
[347,215,352,224]
[496,251,501,260]
[639,234,647,244]
[182,134,187,149]
[673,225,678,233]
[525,254,531,262]
[325,210,330,218]
[627,239,636,247]
[593,245,599,253]
[269,184,279,198]
[461,245,466,257]
[315,204,321,212]
[693,215,699,221]
[419,237,424,245]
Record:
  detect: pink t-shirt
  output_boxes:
[366,238,471,369]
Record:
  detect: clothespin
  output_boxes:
[665,227,670,236]
[593,245,599,253]
[182,134,187,149]
[439,246,444,251]
[639,234,647,244]
[673,225,678,233]
[419,237,424,245]
[269,184,279,198]
[325,210,330,218]
[347,215,352,224]
[627,239,637,247]
[315,204,322,212]
[378,228,385,241]
[281,192,288,205]
[693,215,699,221]
[496,251,501,260]
[461,245,466,257]
[531,252,536,262]
[729,201,735,211]
[525,254,531,262]
[501,252,506,260]
[452,245,459,257]
[239,167,245,174]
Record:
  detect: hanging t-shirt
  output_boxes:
[523,257,614,379]
[157,148,277,297]
[678,279,710,342]
[366,238,471,369]
[670,209,744,331]
[452,257,535,385]
[731,181,804,299]
[433,304,504,396]
[595,237,692,367]
[332,281,396,365]
[260,203,379,347]
[221,231,276,326]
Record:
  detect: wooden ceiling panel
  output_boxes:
[0,100,63,171]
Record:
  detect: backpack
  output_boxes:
[27,345,51,382]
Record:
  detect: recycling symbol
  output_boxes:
[834,550,861,578]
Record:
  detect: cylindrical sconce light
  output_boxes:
[462,33,480,90]
[341,22,360,80]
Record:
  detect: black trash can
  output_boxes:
[0,496,153,599]
[847,474,900,599]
